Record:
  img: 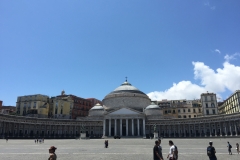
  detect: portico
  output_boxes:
[103,107,146,137]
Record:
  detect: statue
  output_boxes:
[81,124,86,133]
[152,124,157,132]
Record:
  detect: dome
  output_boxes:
[103,80,151,110]
[89,103,104,116]
[145,102,160,110]
[90,103,104,110]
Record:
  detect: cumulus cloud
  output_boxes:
[147,53,240,101]
[214,49,221,54]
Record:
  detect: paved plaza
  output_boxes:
[0,138,240,160]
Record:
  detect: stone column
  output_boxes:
[109,119,111,136]
[219,122,222,136]
[188,124,191,137]
[225,124,227,136]
[114,119,117,136]
[137,119,140,136]
[143,119,145,137]
[120,119,122,136]
[184,125,186,137]
[214,123,217,136]
[103,119,106,137]
[209,123,212,137]
[132,119,134,136]
[235,122,238,136]
[204,123,206,137]
[126,119,128,136]
[229,121,232,136]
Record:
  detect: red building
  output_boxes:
[87,98,103,106]
[0,100,2,110]
[57,94,92,119]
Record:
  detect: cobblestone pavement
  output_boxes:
[0,138,240,160]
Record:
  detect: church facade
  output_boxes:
[1,81,240,138]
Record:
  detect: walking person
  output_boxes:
[104,140,108,148]
[158,139,164,160]
[227,142,232,155]
[35,139,36,143]
[37,139,38,143]
[236,143,239,154]
[207,141,217,160]
[153,140,162,160]
[167,140,177,160]
[48,146,57,160]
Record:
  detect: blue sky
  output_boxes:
[1,0,240,106]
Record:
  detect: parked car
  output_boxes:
[114,135,121,139]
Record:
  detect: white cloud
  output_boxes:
[224,53,240,62]
[214,49,221,54]
[204,2,216,10]
[147,53,240,101]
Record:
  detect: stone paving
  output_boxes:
[0,138,240,160]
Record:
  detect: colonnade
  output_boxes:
[103,118,146,137]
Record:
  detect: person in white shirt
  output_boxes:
[167,140,176,160]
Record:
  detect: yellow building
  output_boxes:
[16,94,49,117]
[219,90,240,114]
[50,96,73,119]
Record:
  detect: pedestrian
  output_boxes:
[227,142,232,155]
[167,140,177,160]
[157,139,164,160]
[236,143,239,154]
[104,140,108,148]
[153,140,161,160]
[35,139,36,143]
[48,146,57,160]
[207,141,217,160]
[6,137,8,142]
[37,139,38,143]
[43,138,44,143]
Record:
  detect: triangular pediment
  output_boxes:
[108,108,141,115]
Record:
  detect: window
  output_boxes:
[194,115,196,117]
[205,96,207,101]
[184,115,186,118]
[188,109,190,112]
[183,109,185,113]
[206,103,208,108]
[212,109,215,114]
[188,115,191,118]
[206,110,209,115]
[178,115,181,118]
[211,96,213,101]
[193,109,196,113]
[165,110,167,114]
[168,110,171,113]
[178,109,180,113]
[211,103,215,107]
[199,109,201,112]
[173,110,175,114]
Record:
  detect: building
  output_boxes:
[1,106,16,115]
[201,92,218,116]
[16,94,49,116]
[57,92,92,119]
[87,98,103,106]
[218,90,240,114]
[0,100,2,110]
[1,80,239,139]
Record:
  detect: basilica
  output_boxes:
[0,80,240,138]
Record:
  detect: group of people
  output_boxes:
[35,138,44,143]
[226,141,239,155]
[206,141,240,160]
[153,139,178,160]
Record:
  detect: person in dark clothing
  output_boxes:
[104,140,108,148]
[227,142,232,155]
[207,141,217,160]
[153,140,162,160]
[158,139,164,160]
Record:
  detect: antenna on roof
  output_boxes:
[125,76,128,82]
